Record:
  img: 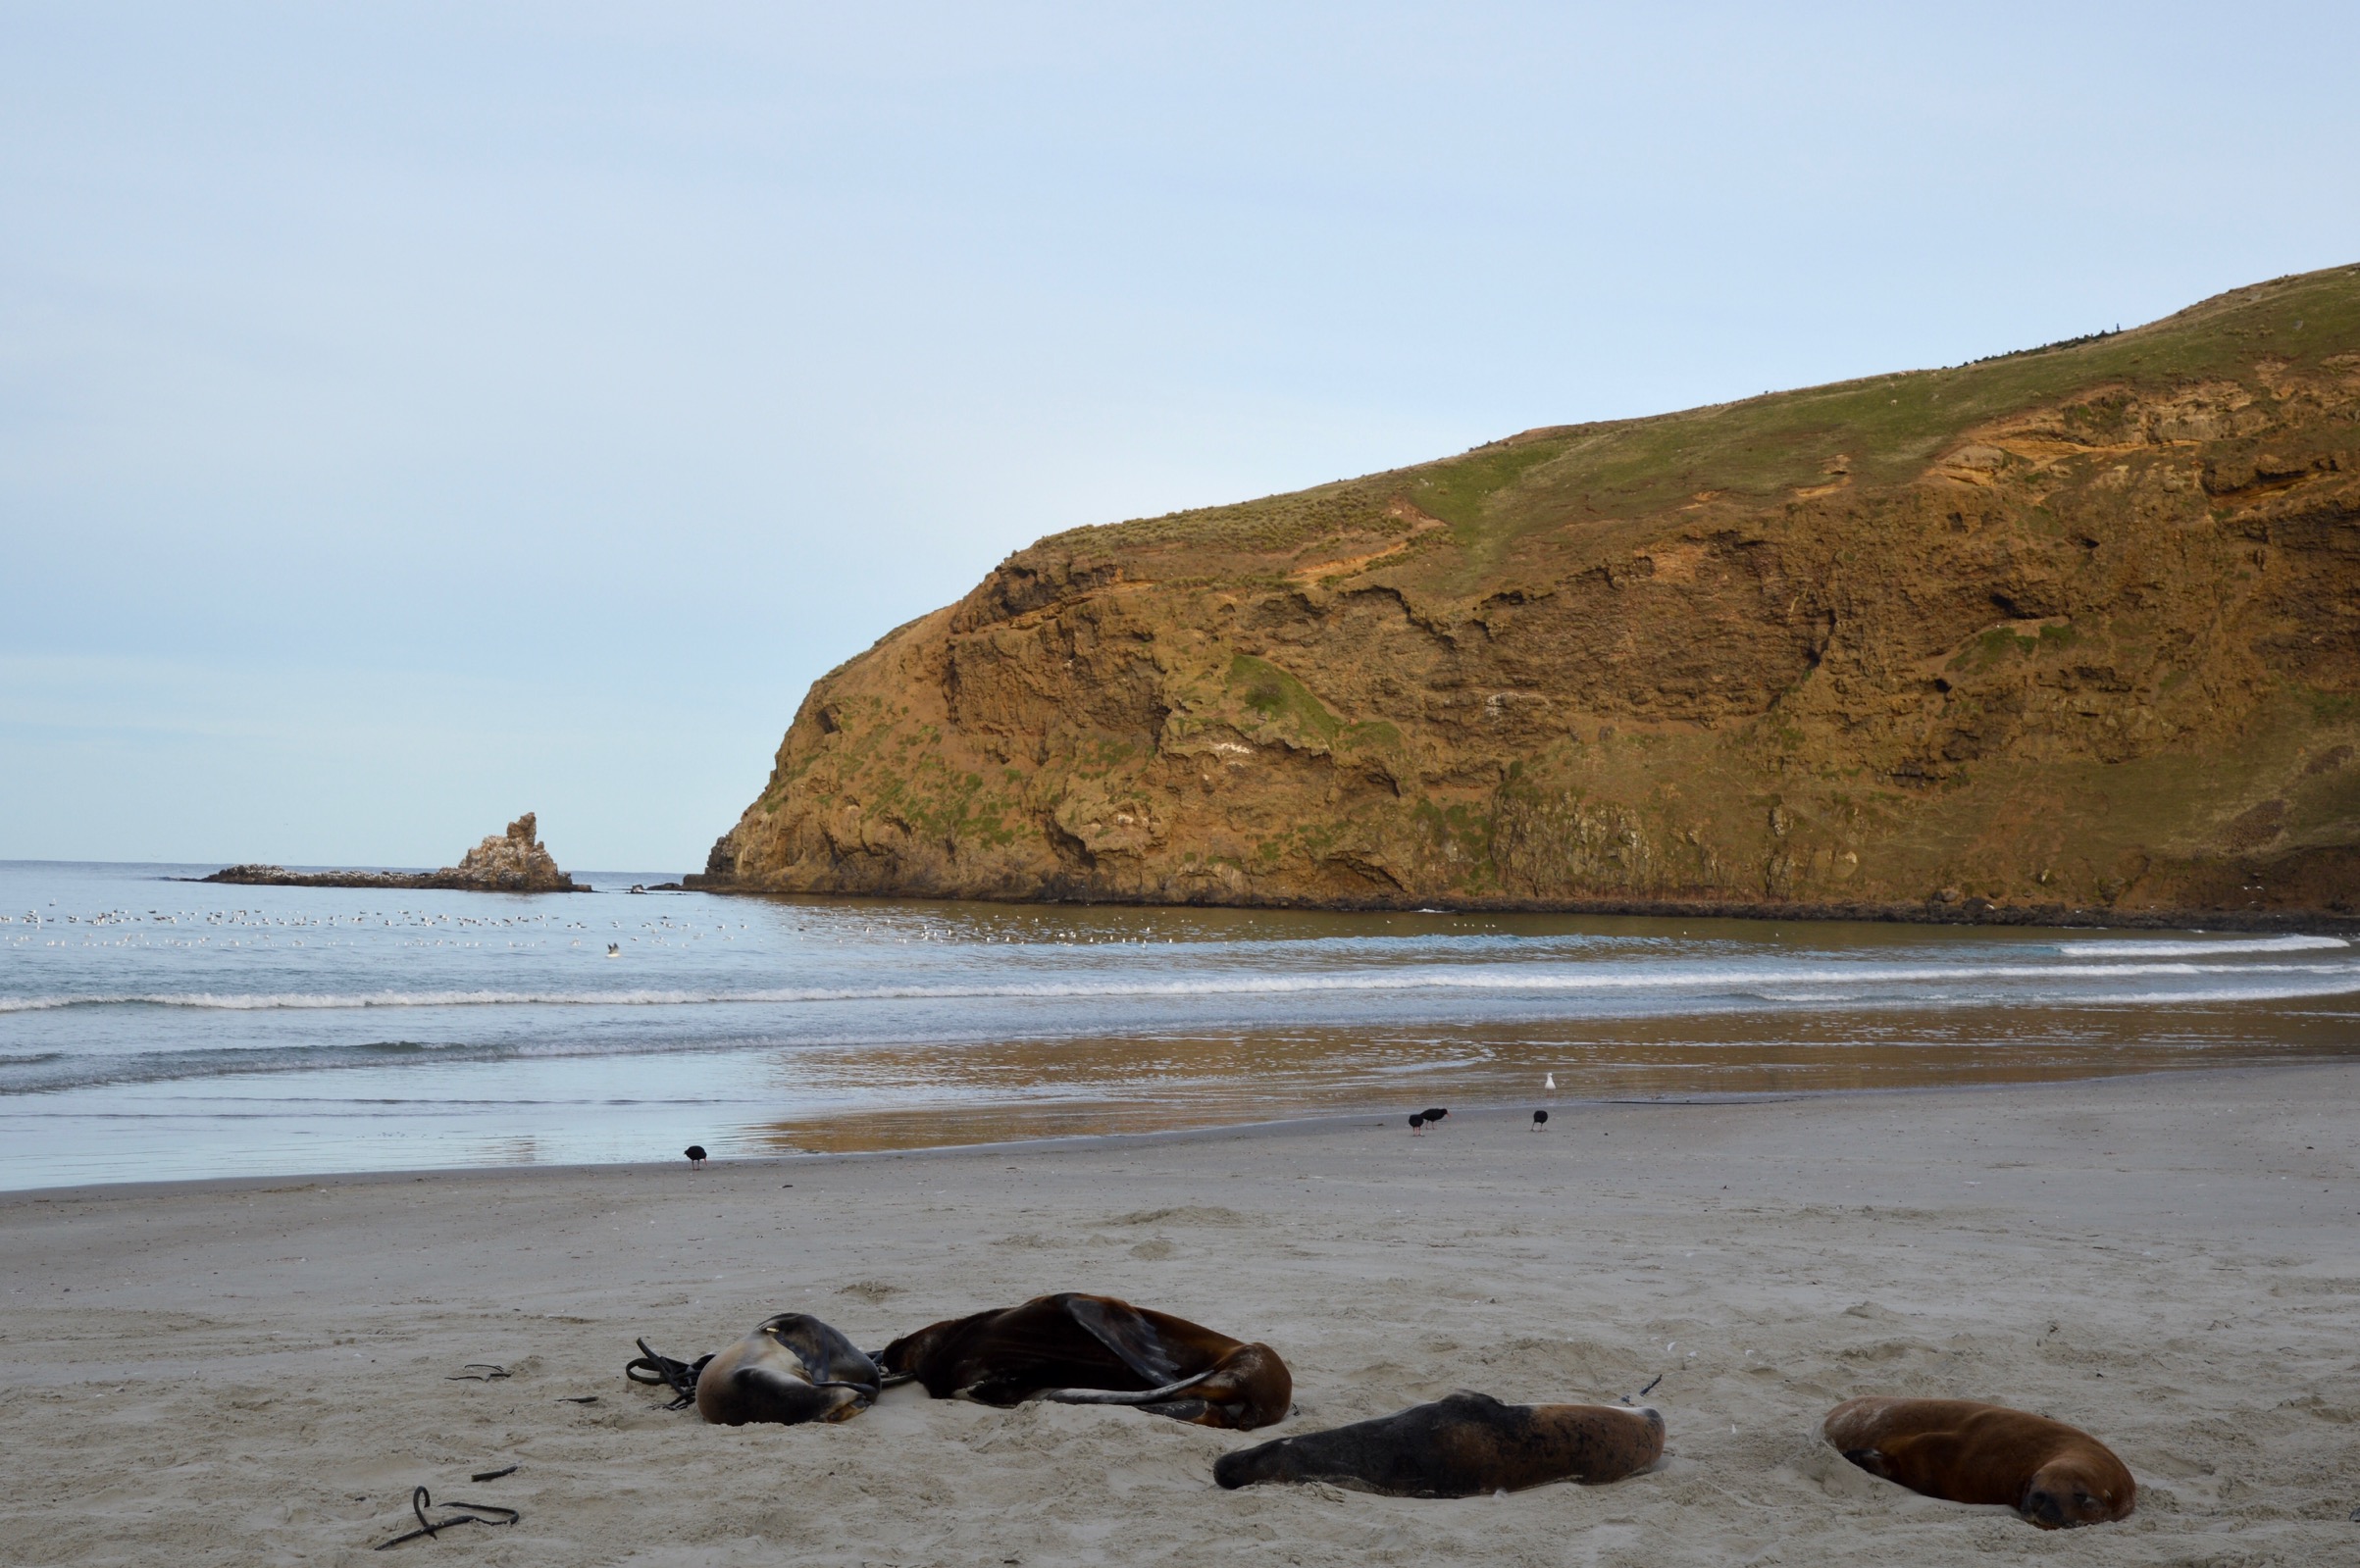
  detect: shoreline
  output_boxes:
[0,1089,1834,1206]
[0,1061,2295,1206]
[681,880,2360,936]
[4,1059,2353,1564]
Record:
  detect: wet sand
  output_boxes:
[747,1001,2360,1155]
[3,1064,2357,1565]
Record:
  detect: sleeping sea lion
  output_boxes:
[693,1313,883,1426]
[876,1291,1292,1430]
[1823,1396,2135,1528]
[1214,1391,1665,1496]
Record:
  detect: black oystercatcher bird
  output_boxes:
[1408,1114,1426,1136]
[1420,1107,1450,1127]
[685,1144,707,1168]
[1531,1109,1549,1131]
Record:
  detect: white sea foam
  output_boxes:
[2053,934,2348,958]
[5,956,2357,1014]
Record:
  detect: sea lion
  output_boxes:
[1215,1391,1664,1495]
[693,1313,883,1426]
[876,1291,1292,1430]
[1822,1396,2135,1528]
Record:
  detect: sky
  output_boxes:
[5,2,2358,871]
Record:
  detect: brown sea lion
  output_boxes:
[692,1313,883,1426]
[1823,1396,2135,1528]
[1213,1391,1665,1496]
[875,1291,1292,1430]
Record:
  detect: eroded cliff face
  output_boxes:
[695,267,2360,922]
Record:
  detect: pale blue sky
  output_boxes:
[6,2,2357,870]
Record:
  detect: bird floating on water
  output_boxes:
[606,942,620,957]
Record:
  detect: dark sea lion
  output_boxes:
[693,1313,882,1426]
[1214,1391,1665,1496]
[1822,1396,2135,1528]
[876,1291,1292,1430]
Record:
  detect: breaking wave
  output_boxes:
[2052,935,2348,958]
[6,955,2360,1017]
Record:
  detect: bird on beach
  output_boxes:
[1545,1073,1556,1090]
[1408,1114,1426,1136]
[685,1144,707,1168]
[1532,1110,1550,1131]
[1420,1107,1450,1127]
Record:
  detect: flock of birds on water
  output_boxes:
[7,902,761,952]
[15,900,1217,953]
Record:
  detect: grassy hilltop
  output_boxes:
[696,265,2360,923]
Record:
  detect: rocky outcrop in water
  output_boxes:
[692,267,2360,926]
[204,813,587,892]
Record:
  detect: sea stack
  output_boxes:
[202,812,587,892]
[445,813,579,891]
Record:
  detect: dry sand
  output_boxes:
[4,1064,2357,1566]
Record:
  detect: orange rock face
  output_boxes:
[695,267,2360,924]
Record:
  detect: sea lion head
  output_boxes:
[1163,1340,1292,1430]
[874,1322,944,1382]
[2021,1452,2135,1530]
[1210,1440,1279,1491]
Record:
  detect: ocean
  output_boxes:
[4,858,2356,1189]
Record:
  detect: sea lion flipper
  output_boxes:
[1039,1368,1217,1406]
[1061,1295,1185,1385]
[726,1364,865,1424]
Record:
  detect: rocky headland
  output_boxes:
[204,813,587,893]
[693,266,2360,925]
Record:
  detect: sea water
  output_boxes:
[4,858,2356,1189]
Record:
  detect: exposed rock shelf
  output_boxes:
[204,814,588,892]
[693,266,2360,925]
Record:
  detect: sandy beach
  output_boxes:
[4,1064,2357,1565]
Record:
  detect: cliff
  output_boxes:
[693,266,2360,924]
[205,813,586,892]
